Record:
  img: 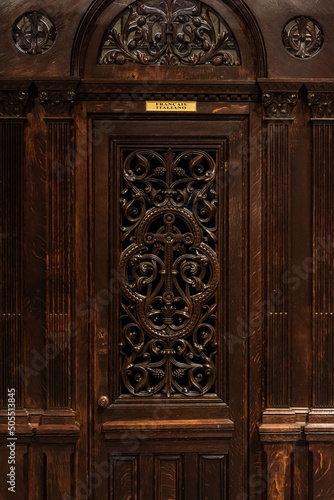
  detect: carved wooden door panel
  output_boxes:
[91,117,249,499]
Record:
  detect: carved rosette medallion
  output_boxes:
[119,148,219,396]
[99,0,240,65]
[282,16,324,59]
[12,11,56,55]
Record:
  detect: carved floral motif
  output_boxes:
[39,90,76,116]
[0,91,29,117]
[99,0,240,66]
[12,11,56,55]
[119,147,219,396]
[282,16,324,59]
[262,92,298,119]
[307,92,334,119]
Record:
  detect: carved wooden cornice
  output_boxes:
[77,81,260,102]
[0,82,30,117]
[35,79,79,117]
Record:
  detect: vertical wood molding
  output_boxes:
[266,119,290,407]
[46,119,73,409]
[38,82,77,410]
[305,88,334,462]
[312,120,334,408]
[0,86,29,409]
[259,86,303,499]
[261,85,300,408]
[307,89,334,409]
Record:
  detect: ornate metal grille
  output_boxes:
[119,147,220,396]
[98,0,240,65]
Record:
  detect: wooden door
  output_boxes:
[91,116,249,499]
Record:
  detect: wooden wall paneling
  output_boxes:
[305,86,334,498]
[0,118,24,407]
[289,94,312,412]
[46,117,72,409]
[199,454,228,500]
[0,442,29,500]
[72,99,90,500]
[247,102,266,499]
[263,443,293,499]
[308,443,334,499]
[109,455,139,500]
[0,85,33,500]
[139,454,154,500]
[258,83,303,499]
[23,88,48,413]
[27,443,45,500]
[42,445,74,500]
[36,83,77,413]
[0,86,28,413]
[226,115,248,500]
[154,455,183,500]
[184,453,198,500]
[263,89,296,408]
[34,82,80,500]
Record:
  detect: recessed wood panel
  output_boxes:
[199,454,228,500]
[0,120,24,408]
[109,455,138,500]
[154,455,183,500]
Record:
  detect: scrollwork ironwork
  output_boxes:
[98,0,240,66]
[119,147,220,396]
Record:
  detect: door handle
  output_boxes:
[98,395,110,408]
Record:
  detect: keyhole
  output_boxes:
[99,330,104,338]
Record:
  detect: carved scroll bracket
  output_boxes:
[36,80,79,117]
[0,82,30,117]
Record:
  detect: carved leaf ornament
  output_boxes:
[98,0,240,65]
[119,148,220,396]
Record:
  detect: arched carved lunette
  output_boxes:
[71,0,267,77]
[98,0,241,66]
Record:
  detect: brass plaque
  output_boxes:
[146,101,197,112]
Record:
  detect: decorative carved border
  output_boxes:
[77,81,260,102]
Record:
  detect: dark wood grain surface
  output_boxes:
[1,1,334,499]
